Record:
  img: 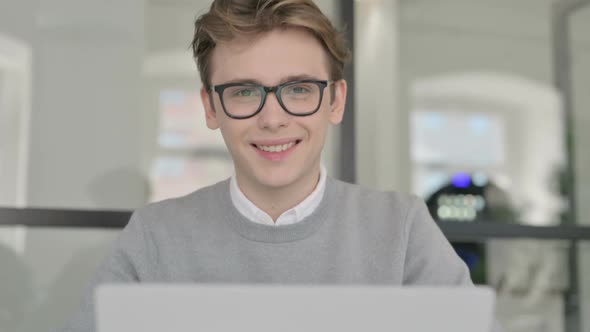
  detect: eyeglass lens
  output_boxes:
[221,81,322,117]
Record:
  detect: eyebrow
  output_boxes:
[221,74,325,86]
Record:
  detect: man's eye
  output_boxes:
[287,85,311,94]
[293,87,309,93]
[234,89,256,97]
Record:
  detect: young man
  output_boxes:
[59,0,489,331]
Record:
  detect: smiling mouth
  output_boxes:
[251,139,302,153]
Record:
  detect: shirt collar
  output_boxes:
[229,165,327,226]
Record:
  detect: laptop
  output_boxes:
[96,284,496,332]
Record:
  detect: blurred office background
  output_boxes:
[0,0,589,331]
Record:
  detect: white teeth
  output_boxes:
[257,141,295,152]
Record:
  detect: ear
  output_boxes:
[328,79,347,125]
[200,87,220,130]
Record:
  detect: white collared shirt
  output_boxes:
[229,165,327,226]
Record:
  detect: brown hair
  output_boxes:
[192,0,351,90]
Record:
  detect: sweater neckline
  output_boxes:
[219,177,337,243]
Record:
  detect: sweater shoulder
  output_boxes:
[129,179,228,227]
[328,177,423,216]
[326,177,430,239]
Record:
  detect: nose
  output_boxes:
[256,91,290,131]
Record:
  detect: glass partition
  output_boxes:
[0,226,118,332]
[486,239,570,332]
[397,0,567,228]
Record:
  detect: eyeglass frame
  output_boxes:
[210,79,334,120]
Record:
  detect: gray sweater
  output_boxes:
[60,177,477,331]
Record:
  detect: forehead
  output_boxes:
[209,28,330,85]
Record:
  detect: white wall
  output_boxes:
[0,4,34,209]
[355,0,409,192]
[570,4,590,332]
[571,5,590,225]
[0,37,32,207]
[30,0,146,210]
[0,0,147,210]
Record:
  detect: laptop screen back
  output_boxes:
[96,285,495,332]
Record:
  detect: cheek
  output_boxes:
[220,126,238,145]
[218,121,250,150]
[218,130,234,154]
[304,119,329,144]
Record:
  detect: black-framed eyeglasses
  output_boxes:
[211,79,333,119]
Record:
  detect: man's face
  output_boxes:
[201,28,346,193]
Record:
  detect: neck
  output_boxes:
[236,167,321,222]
